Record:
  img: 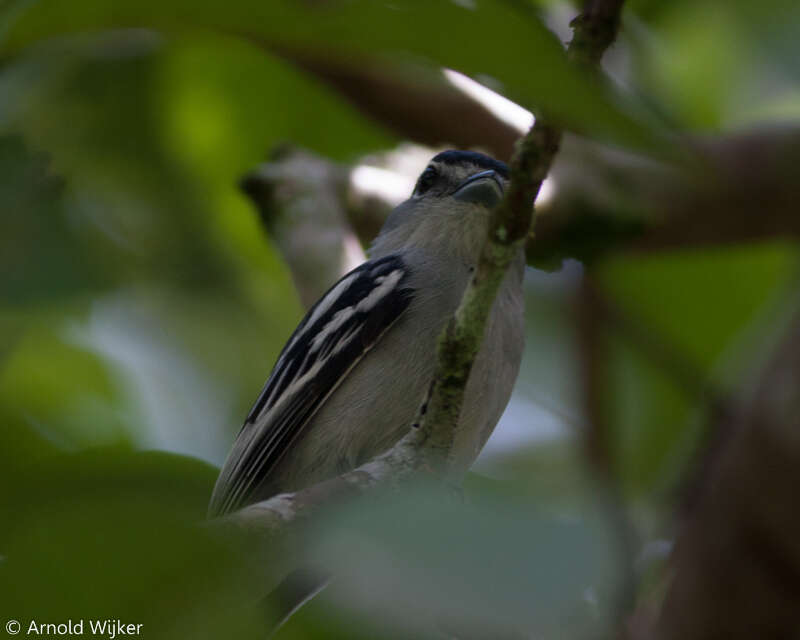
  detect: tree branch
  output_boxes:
[242,128,800,276]
[239,146,364,307]
[529,127,800,268]
[654,284,800,640]
[391,0,626,476]
[271,48,521,162]
[576,275,638,630]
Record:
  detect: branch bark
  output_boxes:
[239,146,364,307]
[272,48,521,162]
[654,285,800,640]
[529,127,800,268]
[244,126,800,282]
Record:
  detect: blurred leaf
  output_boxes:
[606,331,695,495]
[635,0,800,77]
[3,0,661,148]
[0,33,231,293]
[598,243,798,494]
[0,449,271,639]
[630,0,800,128]
[293,484,620,640]
[472,440,589,508]
[0,31,393,298]
[0,135,107,304]
[0,320,131,452]
[600,244,797,372]
[640,5,745,128]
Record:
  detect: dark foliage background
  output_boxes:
[1,1,798,638]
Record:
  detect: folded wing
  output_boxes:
[208,254,414,517]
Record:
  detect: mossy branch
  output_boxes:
[413,0,625,476]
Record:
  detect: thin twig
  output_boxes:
[417,0,626,475]
[576,274,638,634]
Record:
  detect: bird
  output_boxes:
[208,150,525,519]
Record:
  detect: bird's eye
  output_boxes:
[414,166,438,196]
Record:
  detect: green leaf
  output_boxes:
[306,485,620,639]
[598,243,798,494]
[0,136,107,304]
[0,321,132,452]
[0,449,270,639]
[3,0,659,148]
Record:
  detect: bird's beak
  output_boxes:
[452,169,505,208]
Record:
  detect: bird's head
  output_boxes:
[371,150,510,261]
[411,150,508,208]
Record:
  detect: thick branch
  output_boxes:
[272,48,521,162]
[654,286,800,640]
[530,128,800,267]
[243,128,800,276]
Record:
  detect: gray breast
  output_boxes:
[257,250,524,497]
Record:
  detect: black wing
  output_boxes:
[209,254,414,516]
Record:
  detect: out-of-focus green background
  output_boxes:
[1,1,798,638]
